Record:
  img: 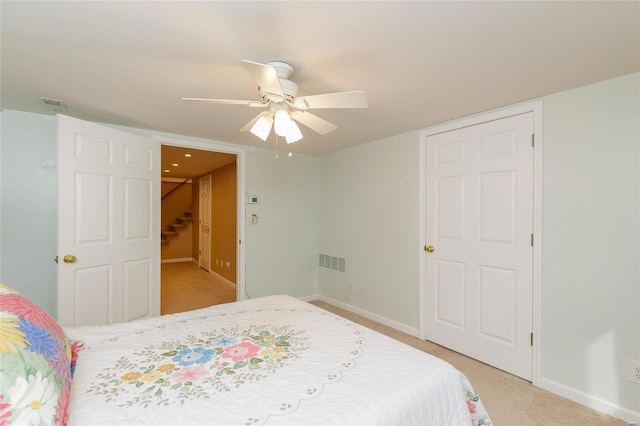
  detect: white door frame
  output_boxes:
[153,135,246,302]
[418,100,543,385]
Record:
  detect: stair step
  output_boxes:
[168,223,187,232]
[161,231,177,239]
[161,209,193,247]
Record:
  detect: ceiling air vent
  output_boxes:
[39,97,67,112]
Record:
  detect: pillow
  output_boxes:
[0,284,72,426]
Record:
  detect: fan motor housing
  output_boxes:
[266,61,294,79]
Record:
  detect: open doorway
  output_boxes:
[159,144,239,314]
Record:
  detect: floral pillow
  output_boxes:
[0,284,72,426]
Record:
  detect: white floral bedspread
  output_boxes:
[65,295,491,425]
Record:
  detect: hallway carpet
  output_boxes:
[161,261,236,315]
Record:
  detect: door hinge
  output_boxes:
[531,134,535,147]
[530,332,534,346]
[530,234,534,247]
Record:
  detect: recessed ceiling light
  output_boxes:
[172,163,178,167]
[164,169,170,173]
[184,154,192,157]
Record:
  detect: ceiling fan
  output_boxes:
[181,60,368,144]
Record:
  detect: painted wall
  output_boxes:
[244,148,320,299]
[541,73,640,415]
[0,111,57,314]
[318,131,420,330]
[210,162,237,282]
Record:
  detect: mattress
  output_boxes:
[65,295,491,425]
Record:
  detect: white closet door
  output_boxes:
[425,112,534,380]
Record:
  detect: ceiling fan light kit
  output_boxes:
[273,108,302,143]
[182,59,368,145]
[249,113,273,141]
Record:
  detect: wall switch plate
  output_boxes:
[629,360,640,385]
[348,279,356,291]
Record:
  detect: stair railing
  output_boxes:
[162,178,191,201]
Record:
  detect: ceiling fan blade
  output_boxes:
[241,60,284,97]
[240,112,269,132]
[290,111,338,135]
[181,98,267,107]
[298,90,368,109]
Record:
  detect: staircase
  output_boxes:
[161,210,193,246]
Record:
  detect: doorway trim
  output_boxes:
[153,135,246,302]
[418,100,543,385]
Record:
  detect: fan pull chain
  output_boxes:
[273,135,292,158]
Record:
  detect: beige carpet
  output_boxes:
[161,267,624,425]
[161,261,236,315]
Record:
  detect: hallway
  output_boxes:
[161,261,236,314]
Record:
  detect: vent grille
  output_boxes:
[39,97,67,112]
[319,253,346,274]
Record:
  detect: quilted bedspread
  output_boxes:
[65,295,491,425]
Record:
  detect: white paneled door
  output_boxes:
[425,112,534,380]
[199,175,211,272]
[57,115,160,327]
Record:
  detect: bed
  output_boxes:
[1,285,491,425]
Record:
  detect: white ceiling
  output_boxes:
[2,1,639,156]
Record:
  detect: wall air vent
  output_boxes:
[39,97,67,113]
[319,253,347,274]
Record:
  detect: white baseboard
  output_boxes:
[209,270,237,290]
[538,377,640,423]
[315,295,421,338]
[161,257,194,264]
[299,294,319,302]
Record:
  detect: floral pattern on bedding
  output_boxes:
[465,389,492,426]
[86,325,309,407]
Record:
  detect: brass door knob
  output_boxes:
[424,245,435,253]
[63,254,77,264]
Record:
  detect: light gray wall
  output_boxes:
[0,111,57,313]
[318,131,420,329]
[541,73,640,413]
[245,148,320,299]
